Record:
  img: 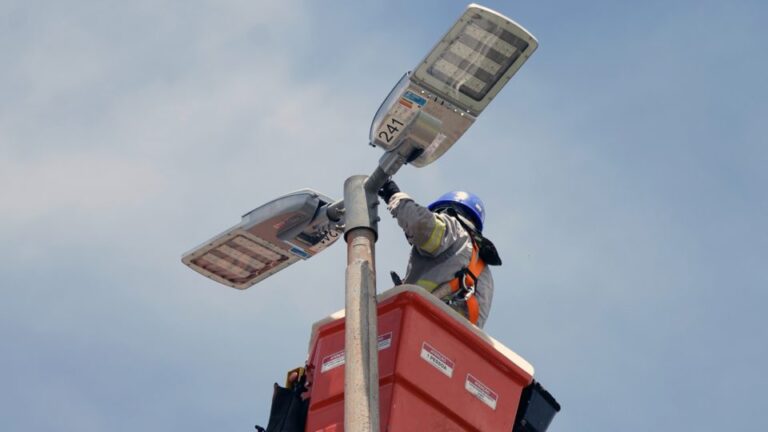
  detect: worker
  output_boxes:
[378,180,501,328]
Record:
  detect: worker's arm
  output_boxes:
[379,182,462,257]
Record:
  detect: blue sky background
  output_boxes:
[1,0,766,430]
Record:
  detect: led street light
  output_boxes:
[182,190,342,289]
[370,4,537,167]
[412,4,538,113]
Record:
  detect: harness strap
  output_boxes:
[448,241,486,325]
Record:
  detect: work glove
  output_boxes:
[377,180,400,204]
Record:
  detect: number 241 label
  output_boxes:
[377,117,404,144]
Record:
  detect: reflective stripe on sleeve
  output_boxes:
[420,218,446,254]
[416,279,439,292]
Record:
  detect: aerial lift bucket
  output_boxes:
[302,285,559,431]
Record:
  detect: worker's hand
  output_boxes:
[377,180,400,203]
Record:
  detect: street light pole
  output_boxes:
[342,174,385,432]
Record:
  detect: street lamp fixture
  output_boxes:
[182,189,342,289]
[370,3,537,168]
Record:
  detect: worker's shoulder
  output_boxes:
[436,212,472,238]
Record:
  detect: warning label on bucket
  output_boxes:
[320,333,393,373]
[420,342,455,378]
[320,350,345,373]
[378,332,392,350]
[465,374,498,410]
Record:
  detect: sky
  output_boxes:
[1,0,766,430]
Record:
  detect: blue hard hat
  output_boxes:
[428,191,486,233]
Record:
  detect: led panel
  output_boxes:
[412,4,538,114]
[187,231,297,289]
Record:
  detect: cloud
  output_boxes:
[0,154,166,221]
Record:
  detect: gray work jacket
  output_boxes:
[387,192,494,328]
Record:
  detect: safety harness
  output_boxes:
[445,240,486,325]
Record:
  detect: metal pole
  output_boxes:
[343,175,380,432]
[326,151,406,223]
